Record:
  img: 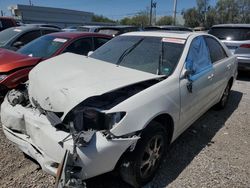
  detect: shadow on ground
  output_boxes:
[85,90,243,188]
[237,71,250,81]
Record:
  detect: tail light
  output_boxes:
[240,44,250,48]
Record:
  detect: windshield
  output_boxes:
[0,27,22,46]
[17,35,68,58]
[209,27,250,41]
[90,36,185,75]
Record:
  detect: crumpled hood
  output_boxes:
[0,48,41,72]
[29,53,162,118]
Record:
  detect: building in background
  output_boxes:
[8,4,94,28]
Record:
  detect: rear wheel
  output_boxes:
[120,122,168,187]
[215,83,231,110]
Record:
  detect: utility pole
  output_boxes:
[173,0,177,25]
[1,10,3,16]
[149,0,157,26]
[149,0,153,25]
[204,0,207,26]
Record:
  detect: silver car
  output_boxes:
[1,31,237,187]
[209,24,250,71]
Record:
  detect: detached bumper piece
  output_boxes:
[56,150,86,188]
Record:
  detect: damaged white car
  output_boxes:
[1,31,237,187]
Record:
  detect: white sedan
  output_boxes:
[1,31,237,187]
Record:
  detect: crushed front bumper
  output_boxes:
[1,99,139,180]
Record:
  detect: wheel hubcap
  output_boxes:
[221,85,229,105]
[140,135,164,178]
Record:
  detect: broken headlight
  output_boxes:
[72,107,126,132]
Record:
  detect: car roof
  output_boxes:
[123,31,194,39]
[211,24,250,28]
[145,25,187,28]
[47,31,112,39]
[10,26,59,32]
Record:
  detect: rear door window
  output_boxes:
[205,36,227,63]
[209,27,250,41]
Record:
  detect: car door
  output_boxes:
[63,37,93,56]
[179,36,215,130]
[204,36,231,100]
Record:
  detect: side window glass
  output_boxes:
[64,38,93,55]
[14,30,41,46]
[205,37,227,63]
[94,37,110,49]
[185,36,212,81]
[0,21,3,28]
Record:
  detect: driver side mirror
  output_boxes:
[182,69,193,79]
[12,41,23,49]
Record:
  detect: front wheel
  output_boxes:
[120,122,167,187]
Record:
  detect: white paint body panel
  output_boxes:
[1,31,237,180]
[28,53,162,118]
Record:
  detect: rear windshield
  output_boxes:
[209,27,250,41]
[0,27,21,46]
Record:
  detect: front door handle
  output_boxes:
[208,73,214,80]
[227,64,232,70]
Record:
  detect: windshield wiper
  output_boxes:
[116,38,144,66]
[157,40,164,75]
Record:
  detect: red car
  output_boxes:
[0,32,112,96]
[0,17,18,31]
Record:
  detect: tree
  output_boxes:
[183,8,200,27]
[156,16,173,25]
[215,0,240,24]
[120,11,149,27]
[92,15,115,23]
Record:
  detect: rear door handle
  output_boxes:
[208,74,214,80]
[227,64,232,70]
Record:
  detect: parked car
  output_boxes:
[62,26,78,32]
[0,26,60,51]
[1,31,237,187]
[96,25,141,36]
[144,25,193,32]
[208,24,250,71]
[24,23,61,30]
[194,26,207,33]
[77,25,103,32]
[0,32,112,95]
[0,17,18,31]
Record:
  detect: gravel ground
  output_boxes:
[0,73,249,188]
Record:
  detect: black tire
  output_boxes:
[120,122,168,187]
[214,83,231,110]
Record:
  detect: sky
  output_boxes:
[0,0,217,20]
